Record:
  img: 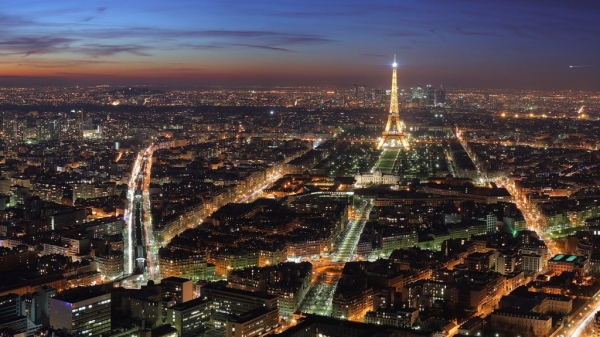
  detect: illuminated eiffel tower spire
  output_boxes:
[389,54,399,115]
[378,55,409,149]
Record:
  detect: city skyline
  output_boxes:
[2,29,600,335]
[1,0,599,90]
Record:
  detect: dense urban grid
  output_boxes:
[1,62,600,337]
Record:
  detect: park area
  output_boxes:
[374,150,398,173]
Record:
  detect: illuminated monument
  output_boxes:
[378,55,409,150]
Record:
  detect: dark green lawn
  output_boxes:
[376,160,395,168]
[381,150,399,160]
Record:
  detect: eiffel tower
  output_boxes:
[378,55,409,150]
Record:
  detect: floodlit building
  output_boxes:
[332,287,374,322]
[159,249,215,281]
[547,254,588,276]
[95,250,124,281]
[594,310,600,337]
[354,170,401,186]
[490,310,552,337]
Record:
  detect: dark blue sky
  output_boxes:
[1,0,599,89]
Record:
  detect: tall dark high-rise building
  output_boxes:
[427,85,435,106]
[435,90,446,106]
[36,118,59,142]
[359,85,367,106]
[351,84,358,97]
[456,95,465,108]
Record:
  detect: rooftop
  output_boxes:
[53,286,109,303]
[169,297,211,311]
[201,281,278,300]
[550,254,586,263]
[160,276,192,284]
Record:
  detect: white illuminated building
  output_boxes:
[354,169,401,186]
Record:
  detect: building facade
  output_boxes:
[167,297,212,337]
[225,307,279,337]
[49,288,111,337]
[490,310,552,337]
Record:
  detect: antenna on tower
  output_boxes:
[394,54,396,63]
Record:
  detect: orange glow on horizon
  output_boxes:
[0,58,386,85]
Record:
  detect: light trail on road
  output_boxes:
[124,145,156,278]
[124,152,144,275]
[298,200,373,316]
[297,282,338,316]
[238,170,282,204]
[141,146,157,279]
[335,200,371,262]
[496,178,557,256]
[565,298,599,337]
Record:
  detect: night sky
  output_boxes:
[1,0,599,89]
